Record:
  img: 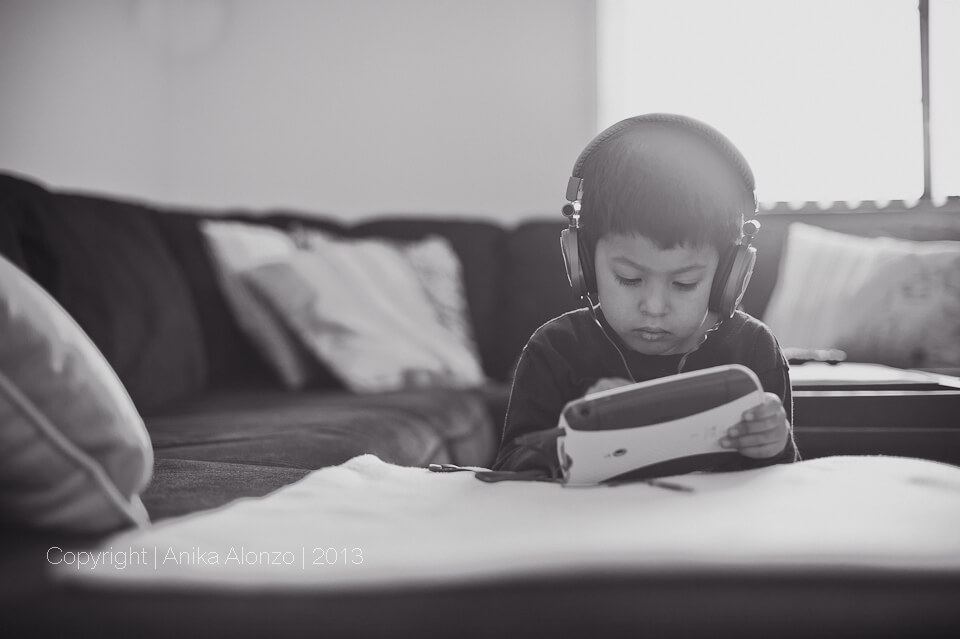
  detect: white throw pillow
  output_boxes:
[201,220,316,388]
[763,223,960,368]
[242,232,486,393]
[0,254,152,533]
[395,235,480,363]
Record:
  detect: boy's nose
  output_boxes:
[638,285,669,316]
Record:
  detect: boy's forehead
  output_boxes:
[600,231,717,257]
[598,233,717,263]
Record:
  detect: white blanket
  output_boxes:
[60,455,960,591]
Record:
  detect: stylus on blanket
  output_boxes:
[428,463,474,473]
[432,463,693,492]
[644,479,694,493]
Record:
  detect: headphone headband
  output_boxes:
[567,113,758,213]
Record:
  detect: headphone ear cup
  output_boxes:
[709,245,756,318]
[579,231,597,300]
[560,226,586,300]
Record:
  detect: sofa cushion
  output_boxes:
[0,174,208,414]
[0,254,152,533]
[145,387,498,470]
[142,458,311,521]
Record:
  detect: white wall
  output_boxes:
[0,0,597,223]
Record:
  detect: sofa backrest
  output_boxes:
[0,173,210,414]
[5,171,960,399]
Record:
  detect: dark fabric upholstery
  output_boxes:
[349,217,510,380]
[0,173,208,414]
[503,220,580,377]
[142,458,311,520]
[0,173,61,284]
[152,211,275,387]
[145,387,498,470]
[0,177,30,269]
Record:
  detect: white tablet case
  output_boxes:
[558,364,765,485]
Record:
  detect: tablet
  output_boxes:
[557,364,765,485]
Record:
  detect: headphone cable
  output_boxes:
[584,295,636,383]
[586,297,722,382]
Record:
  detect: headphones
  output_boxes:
[560,113,760,320]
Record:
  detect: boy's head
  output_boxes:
[571,116,757,356]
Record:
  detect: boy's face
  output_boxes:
[595,233,719,356]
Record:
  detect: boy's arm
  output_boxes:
[762,330,800,463]
[753,364,799,463]
[493,341,574,472]
[716,323,799,470]
[715,363,797,471]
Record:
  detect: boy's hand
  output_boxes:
[585,377,632,396]
[721,392,789,459]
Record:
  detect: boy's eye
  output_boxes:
[673,281,700,291]
[615,275,642,287]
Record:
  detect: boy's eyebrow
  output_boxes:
[611,257,708,275]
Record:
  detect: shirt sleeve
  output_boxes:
[723,325,800,469]
[493,335,575,472]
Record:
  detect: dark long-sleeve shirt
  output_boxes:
[494,308,799,473]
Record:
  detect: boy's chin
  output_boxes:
[624,335,686,356]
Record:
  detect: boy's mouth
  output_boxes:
[633,327,671,341]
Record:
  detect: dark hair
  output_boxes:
[580,124,753,258]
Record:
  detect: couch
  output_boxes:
[2,170,960,637]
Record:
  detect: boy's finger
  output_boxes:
[720,428,775,449]
[730,429,783,449]
[738,442,785,459]
[727,417,778,437]
[741,400,782,422]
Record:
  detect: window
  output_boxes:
[930,0,960,201]
[598,0,958,207]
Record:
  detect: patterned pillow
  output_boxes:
[204,222,483,389]
[0,254,152,533]
[763,223,960,368]
[396,235,480,363]
[242,232,486,393]
[202,221,318,389]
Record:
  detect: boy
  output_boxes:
[494,114,798,474]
